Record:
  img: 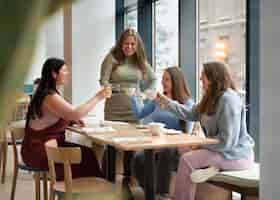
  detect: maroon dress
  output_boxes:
[21,118,103,180]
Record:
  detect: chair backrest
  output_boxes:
[9,121,25,166]
[45,139,81,200]
[12,95,29,121]
[9,120,25,140]
[191,122,201,136]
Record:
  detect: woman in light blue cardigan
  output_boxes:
[158,62,255,200]
[131,67,194,197]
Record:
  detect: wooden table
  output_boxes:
[68,123,219,200]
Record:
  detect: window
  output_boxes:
[198,0,247,103]
[153,0,179,91]
[125,6,137,30]
[124,0,137,30]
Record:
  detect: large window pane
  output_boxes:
[198,0,246,102]
[125,6,137,30]
[124,0,137,7]
[154,0,179,91]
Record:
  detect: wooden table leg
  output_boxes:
[42,172,48,200]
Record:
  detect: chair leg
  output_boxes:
[0,141,3,179]
[34,172,41,200]
[42,172,48,200]
[49,187,55,200]
[10,166,18,200]
[1,140,7,184]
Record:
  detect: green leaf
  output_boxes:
[0,0,78,137]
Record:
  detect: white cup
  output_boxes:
[148,122,165,136]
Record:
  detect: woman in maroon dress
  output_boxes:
[21,58,110,180]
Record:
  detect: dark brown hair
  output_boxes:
[197,61,237,114]
[111,28,149,79]
[165,67,193,132]
[27,58,65,120]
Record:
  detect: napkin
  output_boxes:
[164,128,182,135]
[112,136,152,144]
[100,120,129,126]
[81,126,115,134]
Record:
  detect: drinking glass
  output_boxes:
[111,84,121,94]
[104,84,112,98]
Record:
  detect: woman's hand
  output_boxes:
[155,92,169,108]
[190,145,200,150]
[96,87,111,100]
[70,119,85,127]
[76,119,85,127]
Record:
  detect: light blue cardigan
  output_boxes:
[165,89,255,160]
[131,96,194,133]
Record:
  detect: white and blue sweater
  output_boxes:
[165,89,255,160]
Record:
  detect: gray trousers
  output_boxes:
[132,148,179,194]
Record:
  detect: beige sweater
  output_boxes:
[99,52,156,122]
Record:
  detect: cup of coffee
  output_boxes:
[148,122,165,136]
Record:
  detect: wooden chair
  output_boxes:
[10,121,48,200]
[1,96,29,184]
[0,126,8,184]
[45,139,116,200]
[191,122,203,136]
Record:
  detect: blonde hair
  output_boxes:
[197,61,237,114]
[111,28,149,79]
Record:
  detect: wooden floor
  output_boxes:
[0,146,241,200]
[0,146,36,200]
[0,146,145,200]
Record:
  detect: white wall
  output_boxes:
[45,11,64,58]
[25,11,64,84]
[72,0,115,119]
[25,28,46,84]
[260,0,280,199]
[25,1,115,121]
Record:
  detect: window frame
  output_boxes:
[116,0,259,160]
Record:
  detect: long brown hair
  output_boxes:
[197,61,237,114]
[165,67,193,132]
[111,28,149,79]
[28,58,65,120]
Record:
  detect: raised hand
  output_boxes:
[156,92,169,108]
[96,88,109,100]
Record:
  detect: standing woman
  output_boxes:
[157,61,255,200]
[100,28,156,178]
[21,58,109,180]
[131,67,194,197]
[100,28,156,122]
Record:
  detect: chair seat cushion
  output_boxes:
[209,163,259,188]
[54,177,114,194]
[18,161,47,172]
